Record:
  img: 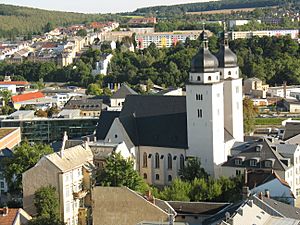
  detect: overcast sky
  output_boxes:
[0,0,216,13]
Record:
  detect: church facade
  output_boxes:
[96,31,244,185]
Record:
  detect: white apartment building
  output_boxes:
[23,138,94,225]
[230,29,299,40]
[135,30,210,49]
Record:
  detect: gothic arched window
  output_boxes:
[155,153,160,169]
[143,152,147,168]
[228,71,232,76]
[168,154,172,169]
[143,173,147,179]
[197,76,201,81]
[168,175,172,182]
[208,76,212,81]
[180,154,185,170]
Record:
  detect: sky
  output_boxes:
[0,0,216,13]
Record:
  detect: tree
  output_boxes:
[43,22,53,33]
[34,186,60,219]
[86,83,102,96]
[3,141,53,193]
[76,29,87,37]
[159,178,191,201]
[243,97,258,134]
[179,157,208,182]
[28,216,64,225]
[97,152,148,193]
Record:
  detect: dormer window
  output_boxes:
[255,145,262,152]
[235,158,242,166]
[265,160,272,168]
[250,159,257,167]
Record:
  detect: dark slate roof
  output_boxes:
[215,33,237,68]
[64,97,103,111]
[167,201,230,216]
[260,196,300,220]
[111,84,138,99]
[246,169,290,190]
[120,95,186,118]
[222,138,289,171]
[0,148,13,158]
[97,94,236,148]
[202,202,243,225]
[95,111,120,140]
[283,122,300,141]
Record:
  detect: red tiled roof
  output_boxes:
[0,208,19,225]
[0,81,29,86]
[12,91,44,103]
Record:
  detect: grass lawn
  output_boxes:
[255,117,300,125]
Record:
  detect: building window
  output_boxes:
[143,152,147,168]
[235,158,242,166]
[197,76,201,81]
[236,86,239,93]
[168,175,172,182]
[197,109,202,118]
[228,71,232,76]
[236,170,241,176]
[168,154,172,169]
[114,134,118,138]
[0,182,4,189]
[208,76,212,81]
[265,161,272,168]
[200,94,203,100]
[155,174,160,180]
[180,155,185,170]
[155,153,160,169]
[250,159,257,167]
[143,173,147,179]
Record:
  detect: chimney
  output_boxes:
[244,169,248,185]
[94,136,97,142]
[145,190,154,204]
[265,189,270,198]
[85,141,89,150]
[60,131,68,158]
[258,192,263,200]
[2,207,8,216]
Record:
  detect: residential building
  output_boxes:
[228,20,251,29]
[64,96,103,117]
[91,53,113,76]
[267,85,300,98]
[157,87,184,96]
[129,27,155,34]
[135,30,212,49]
[246,169,295,205]
[128,17,157,25]
[222,137,300,202]
[0,207,32,225]
[0,80,30,93]
[11,91,45,109]
[23,140,94,225]
[96,31,244,184]
[230,29,299,40]
[110,83,138,109]
[244,77,269,98]
[1,111,98,143]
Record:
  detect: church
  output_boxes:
[96,31,244,185]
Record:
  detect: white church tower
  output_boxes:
[216,32,244,142]
[186,31,226,176]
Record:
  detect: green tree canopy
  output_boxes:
[76,29,87,37]
[3,141,53,193]
[97,152,148,193]
[179,157,208,182]
[34,186,60,219]
[243,97,258,134]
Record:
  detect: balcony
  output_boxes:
[73,190,88,199]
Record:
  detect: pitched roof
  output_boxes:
[97,95,234,148]
[64,97,103,111]
[45,144,93,172]
[111,84,138,99]
[0,208,19,225]
[259,196,300,220]
[96,111,120,140]
[0,81,29,86]
[167,201,230,216]
[222,138,289,171]
[12,91,44,103]
[247,169,290,190]
[283,121,300,141]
